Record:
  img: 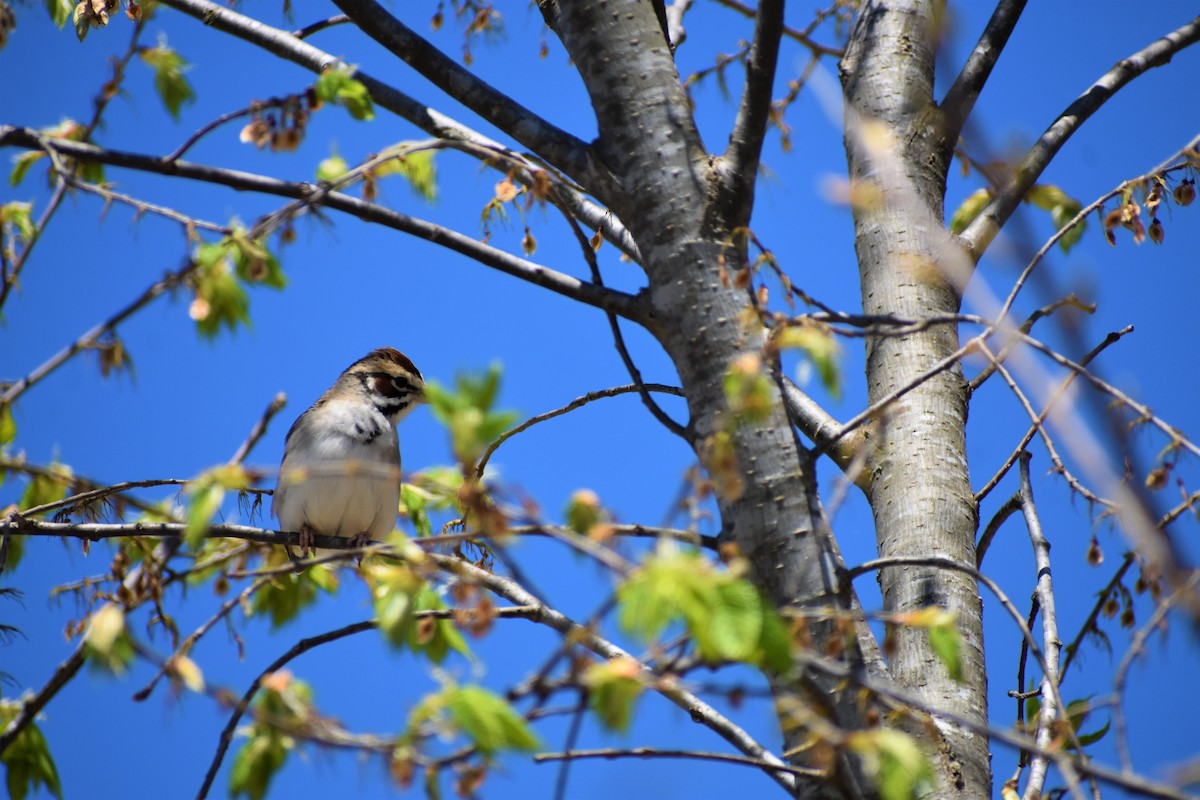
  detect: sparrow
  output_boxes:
[273,347,425,556]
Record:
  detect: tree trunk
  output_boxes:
[545,1,873,795]
[842,1,990,796]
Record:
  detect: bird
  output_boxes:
[273,347,425,557]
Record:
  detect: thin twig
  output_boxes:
[475,383,684,481]
[1111,573,1200,774]
[1018,453,1066,800]
[536,746,823,777]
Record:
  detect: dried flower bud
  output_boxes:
[1174,178,1195,206]
[1148,217,1164,245]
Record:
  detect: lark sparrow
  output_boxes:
[273,347,425,555]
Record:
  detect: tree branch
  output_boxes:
[475,383,684,480]
[940,0,1028,144]
[0,127,647,324]
[1017,453,1064,800]
[330,0,597,186]
[425,552,799,793]
[153,0,631,255]
[535,746,822,778]
[959,15,1200,259]
[779,377,868,487]
[721,0,784,223]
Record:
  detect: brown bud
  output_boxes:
[1148,217,1164,245]
[1086,537,1103,566]
[1174,178,1195,206]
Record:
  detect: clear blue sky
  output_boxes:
[2,3,1198,798]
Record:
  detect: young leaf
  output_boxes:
[949,187,992,235]
[374,147,437,201]
[444,685,541,755]
[849,728,933,800]
[44,0,72,28]
[582,657,644,733]
[9,151,44,187]
[83,603,134,674]
[140,43,196,121]
[229,729,287,800]
[366,562,424,648]
[1,201,34,243]
[314,66,375,121]
[0,402,15,445]
[774,322,842,399]
[252,562,339,628]
[316,152,349,183]
[0,700,64,800]
[183,464,250,548]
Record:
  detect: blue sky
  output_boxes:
[2,2,1199,798]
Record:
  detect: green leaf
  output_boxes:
[316,152,349,183]
[252,564,339,628]
[927,617,963,682]
[191,246,251,338]
[899,607,963,682]
[375,147,437,201]
[410,587,470,663]
[229,730,287,800]
[774,324,842,399]
[849,729,933,800]
[19,462,72,515]
[722,354,775,424]
[400,483,433,537]
[444,685,541,755]
[83,603,135,675]
[183,464,250,548]
[314,67,375,121]
[617,547,793,671]
[426,365,518,465]
[583,658,644,733]
[9,151,44,187]
[949,187,993,235]
[230,231,286,289]
[1027,183,1086,254]
[44,0,72,28]
[0,403,15,445]
[1026,184,1072,211]
[0,202,34,241]
[1051,201,1086,254]
[0,701,64,800]
[368,562,423,648]
[564,489,605,535]
[706,579,763,662]
[140,43,196,121]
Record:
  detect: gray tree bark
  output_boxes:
[841,1,990,796]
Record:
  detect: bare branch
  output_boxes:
[1111,572,1200,776]
[780,377,869,487]
[0,127,647,324]
[475,383,684,480]
[960,16,1200,259]
[152,0,633,256]
[535,746,822,777]
[1018,453,1065,800]
[722,0,784,221]
[229,392,289,466]
[711,0,844,57]
[973,326,1132,506]
[331,0,597,186]
[940,0,1029,143]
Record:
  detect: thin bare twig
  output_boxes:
[1018,453,1066,800]
[475,384,684,480]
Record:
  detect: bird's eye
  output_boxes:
[371,374,411,398]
